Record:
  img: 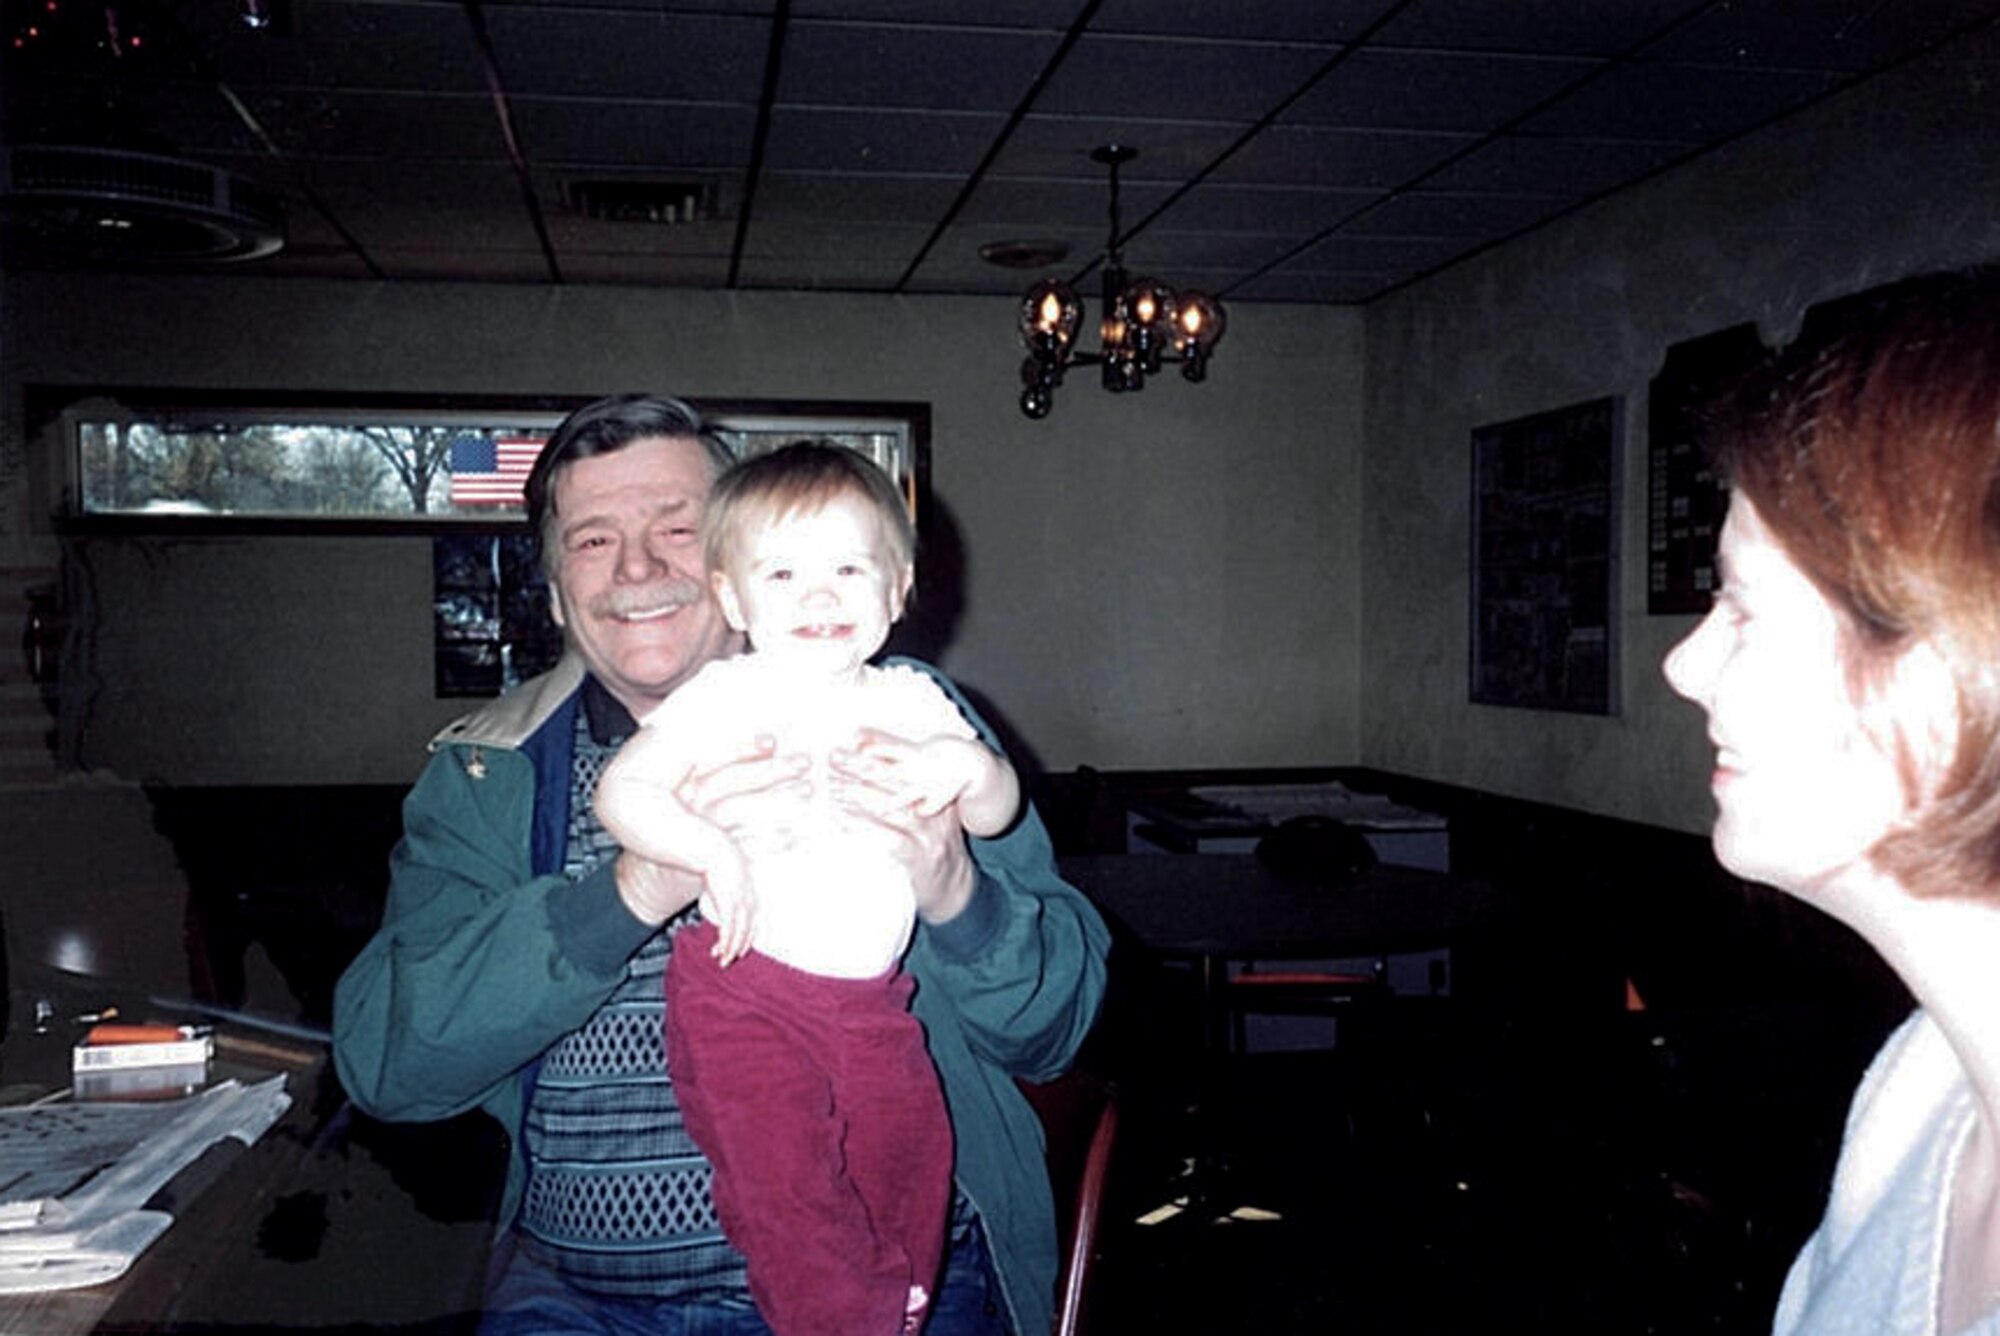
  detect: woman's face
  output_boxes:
[1663,496,1918,894]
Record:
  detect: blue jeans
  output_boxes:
[478,1215,1012,1336]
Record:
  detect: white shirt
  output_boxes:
[1774,1010,2000,1336]
[635,655,977,977]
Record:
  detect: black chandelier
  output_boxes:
[1017,145,1226,420]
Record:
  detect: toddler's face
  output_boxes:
[713,490,910,676]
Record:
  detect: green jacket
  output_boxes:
[332,654,1109,1336]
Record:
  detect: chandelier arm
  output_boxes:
[1016,143,1220,419]
[1105,149,1122,268]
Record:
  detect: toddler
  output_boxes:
[595,441,1018,1336]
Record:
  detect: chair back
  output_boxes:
[1017,1069,1120,1336]
[1255,815,1378,884]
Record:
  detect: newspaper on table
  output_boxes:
[0,1075,291,1292]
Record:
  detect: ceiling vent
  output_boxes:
[0,144,285,263]
[562,178,713,224]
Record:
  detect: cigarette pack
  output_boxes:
[73,1062,210,1101]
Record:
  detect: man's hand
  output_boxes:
[830,735,977,925]
[678,736,814,845]
[831,730,979,817]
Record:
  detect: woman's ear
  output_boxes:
[713,570,750,633]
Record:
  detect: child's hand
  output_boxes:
[700,851,758,967]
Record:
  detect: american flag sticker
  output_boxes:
[449,434,542,508]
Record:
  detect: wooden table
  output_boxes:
[1060,854,1512,1216]
[0,988,497,1333]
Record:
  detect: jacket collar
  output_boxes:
[429,653,587,752]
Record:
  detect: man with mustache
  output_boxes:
[332,394,1109,1336]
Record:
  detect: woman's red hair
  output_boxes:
[1717,267,2000,899]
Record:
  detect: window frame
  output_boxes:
[32,385,932,537]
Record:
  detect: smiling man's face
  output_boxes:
[547,434,740,716]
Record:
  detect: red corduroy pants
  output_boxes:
[666,921,953,1336]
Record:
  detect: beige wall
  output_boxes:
[1360,26,2000,833]
[2,283,1363,784]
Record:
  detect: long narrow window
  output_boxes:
[50,391,929,527]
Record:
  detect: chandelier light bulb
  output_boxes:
[1011,145,1225,418]
[1019,278,1081,359]
[1176,291,1225,353]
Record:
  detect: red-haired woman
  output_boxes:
[1666,267,2000,1335]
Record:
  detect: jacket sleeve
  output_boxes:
[899,663,1110,1083]
[332,743,656,1123]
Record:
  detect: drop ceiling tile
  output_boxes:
[779,21,1064,110]
[1160,183,1382,233]
[1420,134,1688,195]
[992,121,1251,179]
[514,0,775,13]
[738,218,936,268]
[545,216,738,256]
[1372,0,1706,57]
[1210,125,1480,190]
[1290,230,1472,273]
[1640,0,2000,71]
[483,8,772,101]
[237,89,504,159]
[1106,228,1313,272]
[762,106,1008,173]
[1229,268,1393,302]
[754,173,964,223]
[510,100,758,169]
[4,75,270,158]
[904,228,1099,290]
[1091,0,1399,43]
[790,0,1080,28]
[1282,49,1598,132]
[1518,61,1848,141]
[955,177,1176,230]
[182,1,489,94]
[191,151,350,240]
[290,159,543,250]
[1034,34,1340,122]
[1340,190,1571,239]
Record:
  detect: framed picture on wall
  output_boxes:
[1647,324,1763,615]
[1470,395,1622,715]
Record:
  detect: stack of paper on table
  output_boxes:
[1189,782,1446,830]
[0,1076,291,1292]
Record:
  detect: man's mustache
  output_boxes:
[590,580,707,619]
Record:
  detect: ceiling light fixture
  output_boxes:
[1017,145,1225,420]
